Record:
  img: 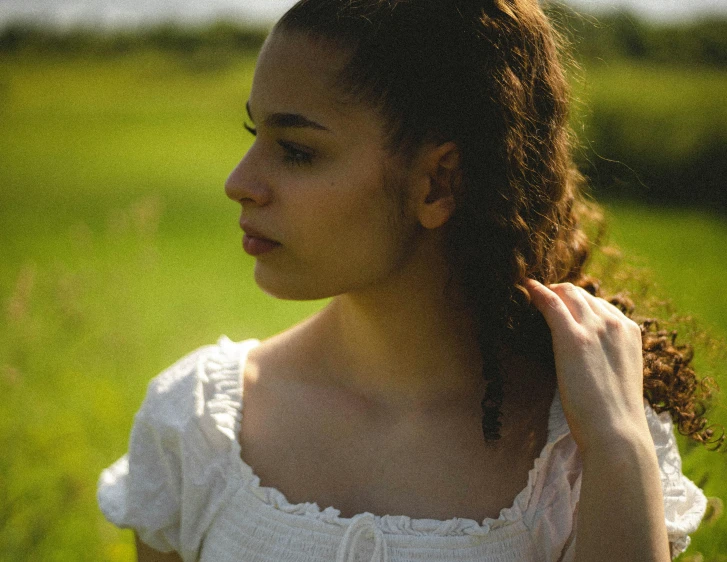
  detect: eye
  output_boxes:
[244,122,257,136]
[278,141,314,166]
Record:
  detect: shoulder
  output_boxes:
[245,310,331,382]
[98,336,260,559]
[136,337,258,436]
[137,342,218,424]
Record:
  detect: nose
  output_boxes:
[224,149,272,206]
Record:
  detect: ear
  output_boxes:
[413,141,462,230]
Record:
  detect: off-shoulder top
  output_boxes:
[98,336,707,562]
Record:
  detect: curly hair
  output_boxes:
[277,0,720,447]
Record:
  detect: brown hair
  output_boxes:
[277,0,720,447]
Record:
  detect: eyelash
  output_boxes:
[279,141,314,166]
[244,122,257,136]
[244,122,314,167]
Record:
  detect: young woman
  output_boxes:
[98,1,715,560]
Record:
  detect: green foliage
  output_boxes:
[547,3,727,68]
[571,62,727,208]
[1,42,725,562]
[541,4,727,208]
[0,21,268,57]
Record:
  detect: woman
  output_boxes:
[98,1,715,560]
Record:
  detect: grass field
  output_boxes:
[575,61,727,159]
[1,49,725,561]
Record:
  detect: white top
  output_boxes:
[98,336,707,562]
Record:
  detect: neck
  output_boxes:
[318,232,485,415]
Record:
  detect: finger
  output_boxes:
[575,288,618,319]
[580,293,643,338]
[549,283,593,323]
[599,297,632,319]
[596,297,643,335]
[577,291,631,322]
[523,279,577,332]
[586,295,621,320]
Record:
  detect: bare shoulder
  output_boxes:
[135,535,183,562]
[244,308,331,388]
[240,307,336,452]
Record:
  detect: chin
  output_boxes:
[253,266,338,302]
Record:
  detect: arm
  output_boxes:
[136,534,184,562]
[577,427,670,561]
[525,280,670,562]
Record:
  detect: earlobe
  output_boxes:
[417,142,461,230]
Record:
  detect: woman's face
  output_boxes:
[225,30,423,300]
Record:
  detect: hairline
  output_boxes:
[270,22,429,164]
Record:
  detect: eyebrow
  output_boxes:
[246,101,330,132]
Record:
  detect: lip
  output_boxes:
[240,220,281,256]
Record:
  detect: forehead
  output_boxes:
[249,30,376,134]
[251,31,345,113]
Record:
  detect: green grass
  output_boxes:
[597,201,727,562]
[577,61,727,122]
[603,202,727,340]
[0,49,326,560]
[1,50,725,561]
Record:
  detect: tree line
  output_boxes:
[547,4,727,69]
[1,5,725,68]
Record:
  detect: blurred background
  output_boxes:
[1,1,725,560]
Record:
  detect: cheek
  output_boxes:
[291,172,400,266]
[254,170,412,300]
[312,171,395,244]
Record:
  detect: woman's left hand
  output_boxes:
[523,279,648,453]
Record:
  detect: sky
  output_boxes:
[0,0,726,29]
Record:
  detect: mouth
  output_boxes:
[240,221,281,256]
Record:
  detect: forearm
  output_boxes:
[575,426,671,562]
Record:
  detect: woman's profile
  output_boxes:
[98,1,717,560]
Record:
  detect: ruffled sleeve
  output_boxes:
[522,391,583,562]
[556,402,707,562]
[645,402,708,558]
[97,337,256,562]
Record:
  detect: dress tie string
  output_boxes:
[335,513,389,562]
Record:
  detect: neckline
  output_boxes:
[217,336,570,536]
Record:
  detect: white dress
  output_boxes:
[98,337,707,562]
